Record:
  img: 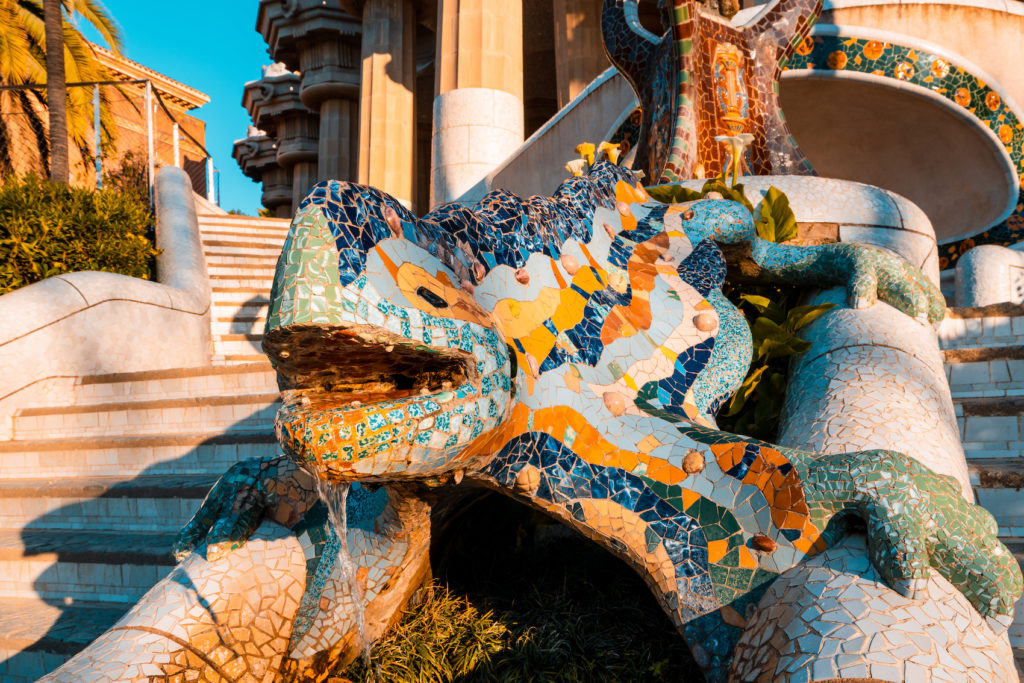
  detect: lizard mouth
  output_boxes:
[263,323,481,482]
[264,323,476,403]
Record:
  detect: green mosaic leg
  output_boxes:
[791,448,1023,629]
[173,455,317,561]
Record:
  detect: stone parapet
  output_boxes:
[956,244,1024,307]
[0,167,212,439]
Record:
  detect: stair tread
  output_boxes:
[79,362,272,386]
[0,528,176,564]
[0,474,218,498]
[0,597,129,651]
[17,393,280,418]
[0,430,277,453]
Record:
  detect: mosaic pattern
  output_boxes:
[166,159,1018,682]
[601,0,820,183]
[785,32,1024,268]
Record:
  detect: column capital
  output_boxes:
[257,0,361,69]
[232,132,278,181]
[242,71,310,135]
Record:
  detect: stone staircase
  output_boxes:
[938,308,1024,661]
[0,213,287,682]
[202,213,289,364]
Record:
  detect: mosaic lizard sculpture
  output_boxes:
[175,159,1021,681]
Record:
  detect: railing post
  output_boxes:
[172,122,180,168]
[93,84,102,189]
[206,157,215,203]
[145,80,155,203]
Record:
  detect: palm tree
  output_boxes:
[44,0,66,182]
[0,0,123,179]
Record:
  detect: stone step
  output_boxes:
[938,309,1024,351]
[12,394,280,440]
[207,262,278,276]
[203,251,280,266]
[212,336,265,357]
[201,242,282,257]
[0,528,175,603]
[208,274,275,290]
[28,364,276,409]
[956,398,1024,461]
[211,356,272,366]
[199,225,289,239]
[200,234,286,250]
[197,214,290,230]
[0,597,130,683]
[0,432,277,478]
[212,317,267,336]
[212,300,270,321]
[1003,538,1024,654]
[0,475,215,533]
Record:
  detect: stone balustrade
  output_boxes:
[0,167,211,439]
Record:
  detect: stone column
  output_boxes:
[430,0,525,207]
[257,0,361,183]
[242,70,320,209]
[232,130,294,218]
[552,0,607,109]
[357,0,416,208]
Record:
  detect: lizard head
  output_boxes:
[263,181,516,484]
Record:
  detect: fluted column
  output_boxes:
[430,0,525,207]
[357,0,416,208]
[552,0,607,108]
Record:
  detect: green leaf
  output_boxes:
[784,303,836,333]
[755,186,798,243]
[739,294,785,323]
[725,365,768,416]
[645,184,704,204]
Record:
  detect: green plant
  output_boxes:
[0,173,156,294]
[338,494,703,682]
[647,174,813,441]
[717,283,833,441]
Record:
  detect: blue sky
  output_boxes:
[83,1,269,213]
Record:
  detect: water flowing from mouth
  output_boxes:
[315,478,373,673]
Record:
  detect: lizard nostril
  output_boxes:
[416,286,449,308]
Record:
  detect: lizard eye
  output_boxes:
[416,286,449,308]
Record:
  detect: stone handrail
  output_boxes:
[0,166,211,436]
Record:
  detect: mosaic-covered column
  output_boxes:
[243,69,321,209]
[233,128,293,218]
[552,0,608,108]
[257,0,362,184]
[430,0,525,207]
[728,177,1017,681]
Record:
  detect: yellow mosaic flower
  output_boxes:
[796,36,814,56]
[862,41,885,60]
[827,51,847,70]
[986,91,1001,111]
[895,61,914,80]
[955,88,971,107]
[931,58,949,78]
[999,124,1013,144]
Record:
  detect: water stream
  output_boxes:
[315,477,374,674]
